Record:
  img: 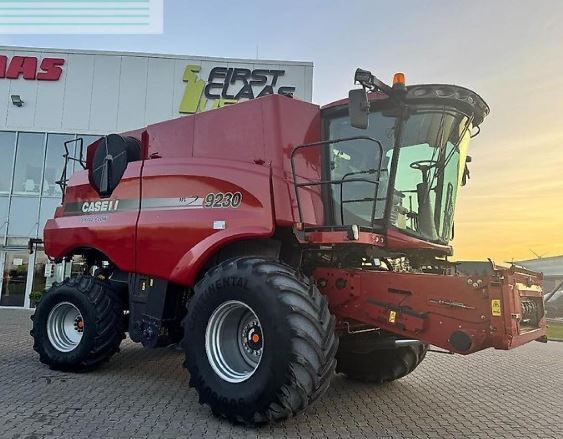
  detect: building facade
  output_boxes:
[0,46,313,308]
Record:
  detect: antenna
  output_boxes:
[529,249,547,259]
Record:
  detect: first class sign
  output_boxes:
[0,55,65,81]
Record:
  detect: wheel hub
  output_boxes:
[46,302,84,353]
[243,322,263,352]
[74,316,84,332]
[205,300,264,383]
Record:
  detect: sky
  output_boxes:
[2,0,563,262]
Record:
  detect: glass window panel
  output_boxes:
[74,135,101,172]
[328,112,396,227]
[0,252,29,307]
[6,237,30,247]
[39,197,61,234]
[31,250,49,308]
[0,132,16,193]
[43,134,75,197]
[8,197,40,237]
[13,132,46,195]
[0,196,9,237]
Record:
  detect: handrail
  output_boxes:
[55,137,87,201]
[290,136,384,227]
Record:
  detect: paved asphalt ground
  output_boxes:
[1,309,562,439]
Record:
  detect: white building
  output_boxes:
[0,45,313,308]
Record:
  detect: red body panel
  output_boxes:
[44,163,141,273]
[44,95,321,284]
[314,264,547,354]
[136,158,274,284]
[386,227,453,254]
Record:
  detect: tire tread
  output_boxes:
[183,257,338,425]
[31,275,125,371]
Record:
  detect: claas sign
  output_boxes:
[0,55,65,81]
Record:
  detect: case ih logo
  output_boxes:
[0,56,65,81]
[179,65,296,114]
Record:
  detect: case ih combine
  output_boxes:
[31,69,546,424]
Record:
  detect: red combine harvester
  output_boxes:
[30,69,547,424]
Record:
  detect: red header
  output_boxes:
[0,56,65,81]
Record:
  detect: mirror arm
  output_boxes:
[354,68,406,105]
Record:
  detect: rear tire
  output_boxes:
[336,332,428,383]
[183,257,338,425]
[31,275,126,371]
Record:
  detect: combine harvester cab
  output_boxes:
[292,69,547,355]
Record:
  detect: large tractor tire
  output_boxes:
[336,332,428,383]
[183,257,338,425]
[31,275,126,371]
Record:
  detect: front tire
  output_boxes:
[183,257,338,425]
[31,275,126,371]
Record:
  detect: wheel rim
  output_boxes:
[205,300,263,383]
[46,302,84,352]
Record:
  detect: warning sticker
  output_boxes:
[491,299,502,317]
[389,310,397,324]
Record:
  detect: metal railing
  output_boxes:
[55,138,87,200]
[290,136,384,229]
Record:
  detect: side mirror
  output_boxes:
[349,88,370,129]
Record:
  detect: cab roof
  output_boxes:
[323,84,490,126]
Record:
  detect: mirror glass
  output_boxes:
[349,88,369,129]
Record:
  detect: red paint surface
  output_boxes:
[314,265,546,353]
[137,159,274,284]
[45,162,141,273]
[45,95,319,283]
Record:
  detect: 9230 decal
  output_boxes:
[204,192,243,208]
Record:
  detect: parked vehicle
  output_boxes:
[30,69,546,424]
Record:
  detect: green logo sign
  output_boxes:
[179,65,296,114]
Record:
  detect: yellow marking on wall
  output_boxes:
[212,98,238,109]
[179,65,207,114]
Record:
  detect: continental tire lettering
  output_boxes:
[204,192,242,208]
[207,276,249,294]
